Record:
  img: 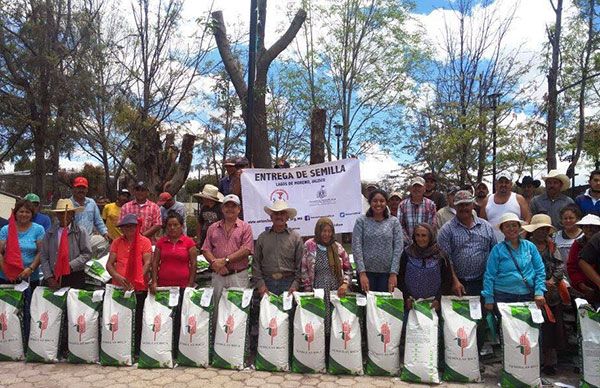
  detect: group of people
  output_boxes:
[1,166,600,377]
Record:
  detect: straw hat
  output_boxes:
[50,199,84,213]
[542,170,570,190]
[521,214,555,233]
[576,214,600,227]
[496,213,525,229]
[193,184,224,202]
[264,200,297,219]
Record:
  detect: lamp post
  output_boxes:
[486,93,501,192]
[333,124,343,160]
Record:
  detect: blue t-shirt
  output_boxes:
[0,223,45,281]
[32,212,52,231]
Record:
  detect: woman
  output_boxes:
[554,204,583,261]
[398,223,454,311]
[388,192,402,218]
[566,214,600,300]
[352,189,403,292]
[301,218,352,335]
[524,214,565,375]
[40,199,92,289]
[193,184,223,248]
[0,200,45,341]
[151,211,197,291]
[482,213,546,307]
[106,213,153,356]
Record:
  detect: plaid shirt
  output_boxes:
[397,196,437,243]
[119,199,162,236]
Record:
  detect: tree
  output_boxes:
[211,0,307,168]
[545,0,564,171]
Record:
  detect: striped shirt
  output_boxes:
[437,215,497,281]
[119,199,162,236]
[398,196,437,243]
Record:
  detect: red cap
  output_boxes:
[73,176,88,188]
[157,192,172,206]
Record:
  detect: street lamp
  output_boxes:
[486,93,501,192]
[333,124,343,160]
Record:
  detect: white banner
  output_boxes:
[241,159,362,237]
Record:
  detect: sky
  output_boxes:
[4,0,589,187]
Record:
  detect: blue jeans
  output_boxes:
[494,290,533,303]
[366,272,389,292]
[264,277,294,296]
[461,278,483,297]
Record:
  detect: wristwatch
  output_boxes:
[225,257,230,264]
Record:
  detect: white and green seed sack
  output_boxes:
[292,291,326,374]
[67,289,103,364]
[100,284,136,366]
[85,254,112,283]
[139,287,179,369]
[365,291,404,376]
[0,285,25,361]
[497,302,542,387]
[177,287,213,368]
[576,298,600,388]
[26,286,68,363]
[401,299,440,384]
[441,296,482,383]
[256,293,292,372]
[328,293,364,375]
[212,287,252,370]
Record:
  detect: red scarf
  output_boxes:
[54,223,71,282]
[124,219,145,290]
[3,214,24,281]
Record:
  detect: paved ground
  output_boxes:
[0,360,581,388]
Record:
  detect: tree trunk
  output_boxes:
[546,0,563,171]
[310,108,326,164]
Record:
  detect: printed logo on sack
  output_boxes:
[108,314,119,340]
[317,186,327,199]
[75,314,87,342]
[152,314,162,341]
[268,317,278,345]
[309,185,336,206]
[341,321,351,349]
[269,189,289,202]
[303,322,314,351]
[224,315,235,343]
[517,333,531,365]
[186,315,197,343]
[0,312,7,340]
[455,327,468,357]
[37,311,49,338]
[379,322,390,353]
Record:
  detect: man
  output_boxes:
[423,172,447,211]
[102,188,131,240]
[24,193,51,231]
[70,176,109,241]
[202,194,253,309]
[530,169,575,228]
[251,200,304,296]
[119,181,162,240]
[157,192,187,233]
[438,190,497,297]
[397,176,436,243]
[474,182,489,216]
[388,191,402,218]
[434,186,461,229]
[218,158,237,196]
[480,173,531,241]
[229,157,248,198]
[516,175,541,206]
[578,232,600,307]
[575,170,600,217]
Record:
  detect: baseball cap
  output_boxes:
[134,181,148,190]
[73,176,88,188]
[222,194,241,206]
[224,158,236,167]
[24,193,41,203]
[409,177,426,187]
[496,172,512,182]
[118,188,130,196]
[389,191,402,199]
[156,192,172,206]
[117,214,138,227]
[454,190,475,205]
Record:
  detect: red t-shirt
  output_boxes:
[155,235,196,287]
[109,235,153,291]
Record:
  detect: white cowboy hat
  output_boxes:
[521,214,555,233]
[50,198,84,213]
[542,169,570,191]
[193,184,224,203]
[577,214,600,227]
[264,200,297,219]
[496,212,526,229]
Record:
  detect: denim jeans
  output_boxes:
[494,290,533,303]
[366,272,389,292]
[264,277,294,296]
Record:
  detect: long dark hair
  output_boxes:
[366,189,390,218]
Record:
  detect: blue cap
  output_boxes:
[117,214,138,227]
